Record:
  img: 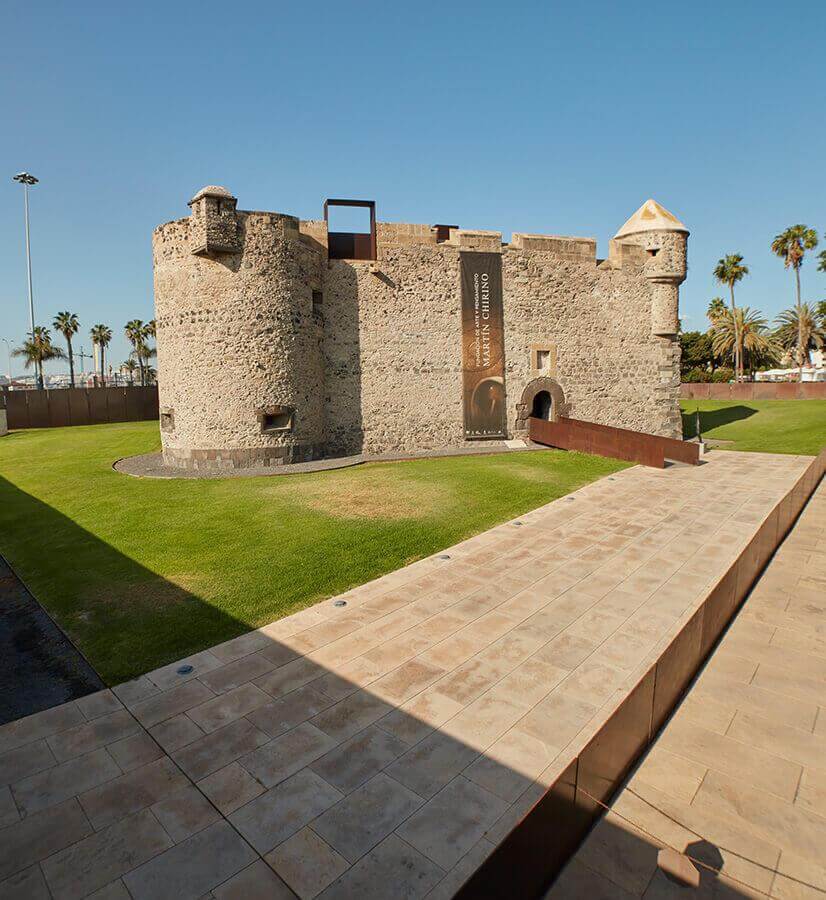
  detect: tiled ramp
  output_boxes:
[547,477,826,899]
[0,451,820,899]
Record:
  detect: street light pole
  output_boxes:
[1,338,11,382]
[12,173,38,340]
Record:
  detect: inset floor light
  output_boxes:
[177,665,194,675]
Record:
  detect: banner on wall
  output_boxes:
[460,252,507,439]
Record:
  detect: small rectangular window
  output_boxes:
[536,350,551,371]
[160,409,175,432]
[258,406,294,433]
[312,291,323,313]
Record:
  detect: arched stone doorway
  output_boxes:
[515,377,566,433]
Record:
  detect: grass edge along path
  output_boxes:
[0,421,628,683]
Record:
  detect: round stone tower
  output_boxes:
[153,186,326,469]
[614,199,688,336]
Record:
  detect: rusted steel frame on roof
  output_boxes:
[323,198,377,261]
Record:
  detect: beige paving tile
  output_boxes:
[0,864,51,899]
[441,693,525,751]
[312,772,424,862]
[751,663,826,706]
[112,676,159,709]
[230,769,342,854]
[309,690,393,743]
[210,630,273,664]
[0,703,85,756]
[546,856,636,899]
[240,723,338,788]
[463,727,556,802]
[187,683,272,733]
[106,732,163,772]
[386,728,481,799]
[631,746,707,803]
[375,690,464,746]
[213,858,297,899]
[266,826,348,900]
[693,768,826,865]
[151,784,221,842]
[771,850,826,900]
[246,686,334,739]
[396,775,508,870]
[515,690,598,752]
[42,808,174,899]
[199,653,278,694]
[315,833,443,900]
[77,690,123,721]
[79,756,190,830]
[197,762,265,816]
[561,660,627,707]
[0,740,56,786]
[149,713,205,753]
[145,649,224,691]
[727,711,825,772]
[657,717,802,801]
[795,767,826,817]
[46,709,141,763]
[172,718,270,781]
[369,658,445,705]
[254,657,328,700]
[123,820,257,899]
[0,798,92,881]
[0,784,18,827]
[309,725,407,793]
[11,747,121,817]
[131,680,215,729]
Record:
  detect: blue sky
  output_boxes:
[2,0,825,375]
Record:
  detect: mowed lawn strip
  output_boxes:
[0,422,627,684]
[681,398,826,455]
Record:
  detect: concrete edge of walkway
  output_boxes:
[112,442,550,480]
[454,446,826,900]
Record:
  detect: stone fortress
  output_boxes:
[153,189,688,470]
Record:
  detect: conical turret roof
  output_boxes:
[614,199,688,238]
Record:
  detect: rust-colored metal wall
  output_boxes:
[681,382,826,400]
[455,448,826,900]
[3,387,159,429]
[528,416,700,468]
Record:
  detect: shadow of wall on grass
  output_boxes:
[681,404,758,439]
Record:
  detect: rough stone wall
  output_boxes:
[321,238,683,457]
[153,212,325,469]
[154,202,685,468]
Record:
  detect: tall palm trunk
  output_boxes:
[67,336,75,388]
[795,266,804,382]
[729,284,741,381]
[100,346,105,387]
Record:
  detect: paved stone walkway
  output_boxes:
[547,477,826,899]
[0,451,813,899]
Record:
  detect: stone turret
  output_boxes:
[614,199,688,336]
[188,185,241,256]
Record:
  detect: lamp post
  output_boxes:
[12,172,40,386]
[1,338,11,382]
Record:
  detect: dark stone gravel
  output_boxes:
[0,557,104,726]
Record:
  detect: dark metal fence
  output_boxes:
[2,387,159,429]
[529,415,700,468]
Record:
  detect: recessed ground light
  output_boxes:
[177,665,194,675]
[438,554,451,560]
[566,497,575,501]
[512,521,523,526]
[333,600,347,607]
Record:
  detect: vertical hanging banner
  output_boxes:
[460,252,507,439]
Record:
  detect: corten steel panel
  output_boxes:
[776,492,797,539]
[47,390,71,427]
[576,669,656,817]
[729,383,753,401]
[702,563,740,659]
[88,388,108,424]
[454,759,589,900]
[106,388,127,423]
[327,232,375,260]
[529,418,670,468]
[143,386,159,420]
[800,383,826,399]
[756,508,779,571]
[753,383,777,400]
[5,392,31,429]
[651,607,705,734]
[775,382,798,400]
[25,391,50,428]
[124,387,142,420]
[67,389,91,425]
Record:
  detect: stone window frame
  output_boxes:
[257,405,295,434]
[530,343,557,375]
[159,408,175,433]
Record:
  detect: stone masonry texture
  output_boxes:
[153,190,688,470]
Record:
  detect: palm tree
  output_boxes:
[121,358,139,385]
[774,303,825,369]
[771,225,819,382]
[710,307,779,379]
[706,297,727,325]
[90,324,113,387]
[143,365,157,385]
[124,319,157,386]
[53,311,80,388]
[13,326,65,389]
[713,255,749,381]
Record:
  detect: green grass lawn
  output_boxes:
[0,422,627,684]
[681,399,826,455]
